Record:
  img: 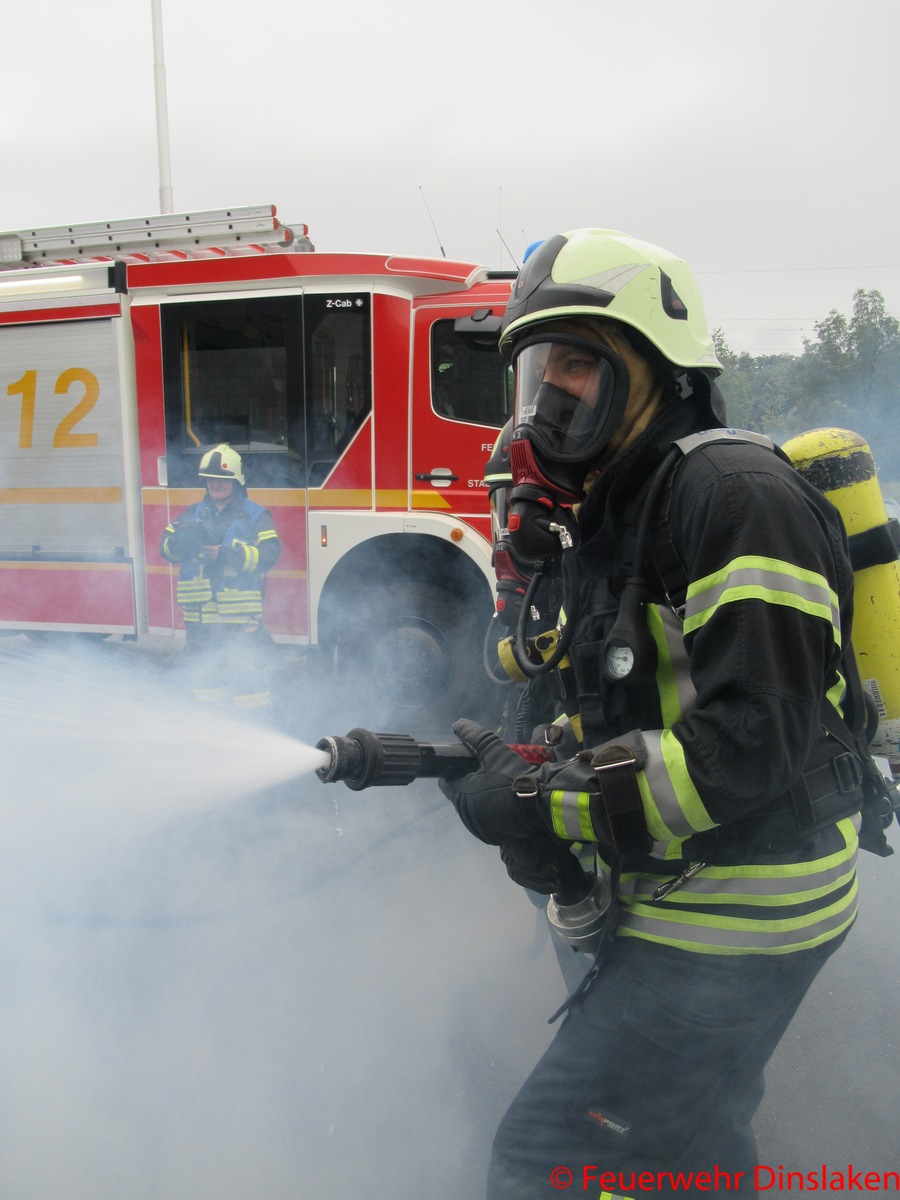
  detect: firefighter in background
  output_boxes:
[160,444,281,715]
[440,229,865,1196]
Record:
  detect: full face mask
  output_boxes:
[506,331,631,560]
[510,333,631,493]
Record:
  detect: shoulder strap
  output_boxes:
[649,429,779,610]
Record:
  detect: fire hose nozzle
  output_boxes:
[314,727,600,925]
[315,728,556,791]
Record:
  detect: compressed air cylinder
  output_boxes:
[781,427,900,767]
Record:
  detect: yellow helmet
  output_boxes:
[198,444,245,486]
[499,229,721,374]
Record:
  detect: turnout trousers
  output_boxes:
[184,621,273,715]
[487,930,848,1200]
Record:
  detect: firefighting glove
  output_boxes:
[168,520,207,559]
[439,721,589,896]
[439,719,546,845]
[529,716,581,760]
[499,839,582,896]
[514,730,651,854]
[230,540,260,571]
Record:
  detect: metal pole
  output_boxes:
[150,0,174,214]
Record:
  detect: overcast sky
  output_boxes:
[3,0,898,354]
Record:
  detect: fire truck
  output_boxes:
[0,205,514,726]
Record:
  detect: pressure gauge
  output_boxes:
[604,640,635,681]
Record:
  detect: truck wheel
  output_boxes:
[332,581,500,735]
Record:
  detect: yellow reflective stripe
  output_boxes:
[256,529,278,543]
[640,729,715,840]
[177,581,212,603]
[826,671,846,714]
[617,876,857,953]
[614,819,859,952]
[549,789,596,842]
[627,858,857,908]
[648,604,694,728]
[684,556,840,644]
[216,589,262,604]
[619,892,859,955]
[239,543,260,570]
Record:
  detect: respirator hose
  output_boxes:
[512,548,580,678]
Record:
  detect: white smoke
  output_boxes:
[0,636,564,1200]
[0,636,897,1199]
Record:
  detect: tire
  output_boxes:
[331,581,502,736]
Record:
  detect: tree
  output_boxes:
[711,291,900,487]
[797,289,900,481]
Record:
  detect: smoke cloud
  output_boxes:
[0,636,564,1200]
[0,635,897,1199]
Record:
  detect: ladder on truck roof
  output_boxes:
[0,204,312,269]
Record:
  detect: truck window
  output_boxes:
[160,293,372,487]
[303,293,372,487]
[431,319,512,427]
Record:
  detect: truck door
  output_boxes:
[0,300,140,635]
[411,306,511,522]
[155,290,372,641]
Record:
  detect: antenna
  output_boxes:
[418,187,446,258]
[496,229,520,270]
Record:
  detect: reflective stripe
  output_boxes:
[177,576,213,605]
[684,556,841,644]
[613,818,859,953]
[549,789,596,842]
[619,897,859,950]
[648,603,695,727]
[237,542,260,571]
[639,729,715,841]
[215,588,263,614]
[616,881,857,953]
[622,846,857,907]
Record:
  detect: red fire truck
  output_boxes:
[0,205,514,725]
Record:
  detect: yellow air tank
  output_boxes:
[782,427,900,768]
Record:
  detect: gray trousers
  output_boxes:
[488,930,848,1199]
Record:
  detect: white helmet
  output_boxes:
[198,444,245,486]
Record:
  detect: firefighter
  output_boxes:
[440,230,864,1196]
[160,444,281,716]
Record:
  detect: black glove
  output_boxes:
[529,718,581,760]
[500,839,575,895]
[217,541,242,570]
[168,520,207,559]
[438,719,545,845]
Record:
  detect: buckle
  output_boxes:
[832,752,863,795]
[592,747,637,772]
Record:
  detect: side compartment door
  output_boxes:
[0,310,138,633]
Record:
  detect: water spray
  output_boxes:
[315,727,613,953]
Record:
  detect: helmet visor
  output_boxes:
[512,335,627,464]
